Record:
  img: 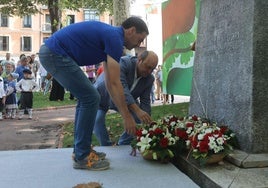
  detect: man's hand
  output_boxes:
[128,103,152,124]
[136,109,152,124]
[123,114,137,136]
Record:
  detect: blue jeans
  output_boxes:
[39,44,100,160]
[93,108,134,146]
[93,109,113,146]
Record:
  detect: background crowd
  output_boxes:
[0,51,173,121]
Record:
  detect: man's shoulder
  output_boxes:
[120,55,137,64]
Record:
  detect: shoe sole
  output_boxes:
[72,152,106,161]
[73,165,110,171]
[73,160,110,171]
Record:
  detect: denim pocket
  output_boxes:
[39,45,80,74]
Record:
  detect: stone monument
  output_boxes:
[189,0,268,153]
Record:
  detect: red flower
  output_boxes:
[186,122,194,128]
[160,137,169,148]
[220,126,228,133]
[203,133,212,141]
[190,136,198,148]
[212,130,223,137]
[169,116,178,123]
[136,129,143,137]
[175,128,188,140]
[154,128,164,135]
[148,130,155,137]
[150,121,157,126]
[199,140,209,153]
[192,115,198,121]
[162,115,178,126]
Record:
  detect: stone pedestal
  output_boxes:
[189,0,268,153]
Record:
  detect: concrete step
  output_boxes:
[174,152,268,188]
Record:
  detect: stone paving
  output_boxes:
[0,146,200,188]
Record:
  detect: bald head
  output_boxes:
[137,50,158,77]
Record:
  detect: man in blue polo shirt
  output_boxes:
[38,16,149,171]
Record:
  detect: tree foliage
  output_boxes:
[0,0,113,17]
[0,0,113,33]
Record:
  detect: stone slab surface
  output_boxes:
[190,0,268,153]
[175,153,268,188]
[227,150,268,168]
[0,146,199,188]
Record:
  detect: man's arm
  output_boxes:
[103,55,136,135]
[138,77,154,115]
[128,103,151,124]
[119,57,152,124]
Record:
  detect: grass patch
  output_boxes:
[61,102,189,148]
[32,92,76,109]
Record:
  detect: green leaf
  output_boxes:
[180,51,194,65]
[153,152,158,160]
[175,32,195,49]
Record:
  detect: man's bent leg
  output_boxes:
[93,109,112,146]
[39,45,100,160]
[118,131,134,145]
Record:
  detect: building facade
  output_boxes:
[0,6,112,60]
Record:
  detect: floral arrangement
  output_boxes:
[131,114,238,165]
[131,115,182,162]
[182,115,236,164]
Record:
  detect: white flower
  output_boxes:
[209,136,215,142]
[165,128,172,139]
[152,124,159,131]
[205,128,213,134]
[170,121,176,126]
[186,140,191,147]
[141,129,148,135]
[197,133,205,140]
[213,145,224,153]
[186,127,192,134]
[168,137,176,145]
[136,136,152,152]
[216,137,224,145]
[230,133,235,137]
[208,140,217,149]
[178,122,185,129]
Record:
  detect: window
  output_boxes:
[45,14,51,24]
[0,14,8,27]
[23,15,32,28]
[84,9,99,21]
[0,36,9,51]
[21,36,32,51]
[67,15,75,25]
[42,37,49,43]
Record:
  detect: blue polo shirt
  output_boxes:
[45,21,124,66]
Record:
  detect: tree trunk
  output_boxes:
[113,0,130,26]
[113,0,135,55]
[48,0,62,34]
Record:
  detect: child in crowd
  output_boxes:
[0,76,6,120]
[5,73,19,119]
[16,69,38,120]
